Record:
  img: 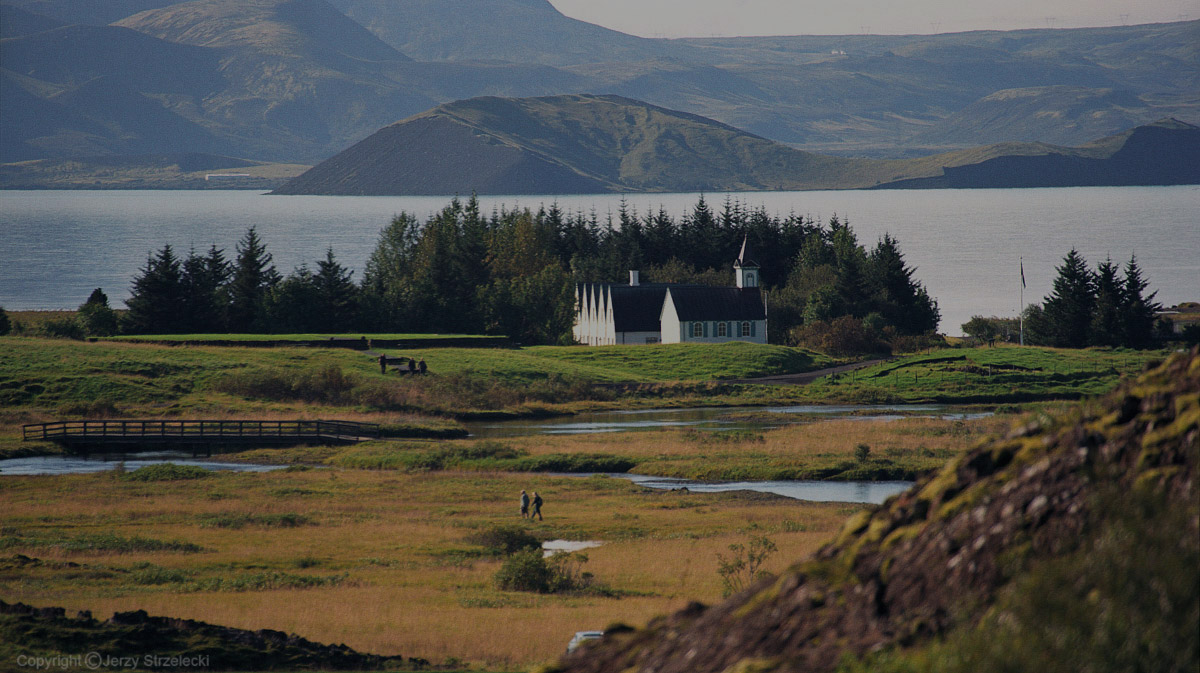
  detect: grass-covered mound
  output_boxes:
[555,350,1198,673]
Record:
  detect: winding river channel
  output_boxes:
[0,404,972,503]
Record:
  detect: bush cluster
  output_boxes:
[493,548,595,594]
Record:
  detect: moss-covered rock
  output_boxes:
[557,349,1199,673]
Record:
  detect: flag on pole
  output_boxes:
[1020,258,1026,288]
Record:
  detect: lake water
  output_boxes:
[1,187,1197,334]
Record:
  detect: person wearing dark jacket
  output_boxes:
[531,492,543,521]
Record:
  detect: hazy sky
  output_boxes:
[548,0,1198,37]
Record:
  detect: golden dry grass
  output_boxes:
[0,466,854,669]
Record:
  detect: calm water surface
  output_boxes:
[2,187,1197,334]
[465,403,989,437]
[0,452,284,476]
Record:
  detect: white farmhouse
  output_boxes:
[573,238,768,345]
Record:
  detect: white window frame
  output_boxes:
[717,322,728,337]
[741,321,752,337]
[692,322,704,338]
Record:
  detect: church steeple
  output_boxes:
[734,235,759,289]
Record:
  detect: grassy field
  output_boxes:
[0,334,1162,670]
[802,345,1161,404]
[381,341,833,384]
[0,464,860,669]
[0,337,1163,461]
[105,333,494,342]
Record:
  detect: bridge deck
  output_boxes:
[23,419,380,448]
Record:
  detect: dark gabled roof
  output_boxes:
[610,285,669,332]
[666,286,766,321]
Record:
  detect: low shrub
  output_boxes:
[191,571,347,592]
[199,513,313,529]
[120,463,212,481]
[467,524,541,556]
[0,532,204,554]
[494,549,596,594]
[129,562,189,585]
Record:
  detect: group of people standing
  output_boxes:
[520,489,544,521]
[378,354,426,375]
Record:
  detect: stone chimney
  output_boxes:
[630,270,640,286]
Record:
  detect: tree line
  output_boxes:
[963,250,1163,349]
[79,196,939,349]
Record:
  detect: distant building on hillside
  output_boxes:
[573,238,768,345]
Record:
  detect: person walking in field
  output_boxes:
[531,492,543,521]
[520,490,530,518]
[418,358,427,374]
[378,354,388,374]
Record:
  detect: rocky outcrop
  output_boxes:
[0,600,425,670]
[556,350,1199,673]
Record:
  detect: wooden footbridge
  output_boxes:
[23,419,380,453]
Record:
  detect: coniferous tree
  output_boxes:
[1040,249,1096,348]
[866,234,940,334]
[123,245,185,334]
[78,287,119,336]
[362,213,421,330]
[830,219,868,318]
[1089,257,1123,347]
[0,306,12,336]
[181,245,231,333]
[313,248,360,327]
[267,266,321,333]
[1121,254,1161,349]
[228,228,278,332]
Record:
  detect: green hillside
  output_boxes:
[275,94,1200,195]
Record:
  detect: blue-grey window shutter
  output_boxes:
[750,321,757,337]
[703,322,708,337]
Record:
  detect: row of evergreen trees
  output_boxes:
[1024,250,1161,349]
[113,196,939,345]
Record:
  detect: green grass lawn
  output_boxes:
[103,333,493,342]
[383,342,833,384]
[804,345,1162,403]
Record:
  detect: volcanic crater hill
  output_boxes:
[273,92,1200,195]
[553,350,1199,673]
[271,93,878,195]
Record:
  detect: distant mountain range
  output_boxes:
[1,0,1197,181]
[273,94,1200,195]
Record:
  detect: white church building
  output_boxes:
[573,238,768,346]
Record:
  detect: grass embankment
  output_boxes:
[104,333,494,342]
[804,346,1161,404]
[228,415,1008,482]
[0,338,464,458]
[0,465,857,669]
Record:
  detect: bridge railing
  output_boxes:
[22,419,380,442]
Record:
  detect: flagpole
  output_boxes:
[1019,257,1025,346]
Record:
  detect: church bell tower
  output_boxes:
[734,235,759,289]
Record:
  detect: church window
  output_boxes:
[718,322,728,337]
[692,322,703,338]
[741,321,752,337]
